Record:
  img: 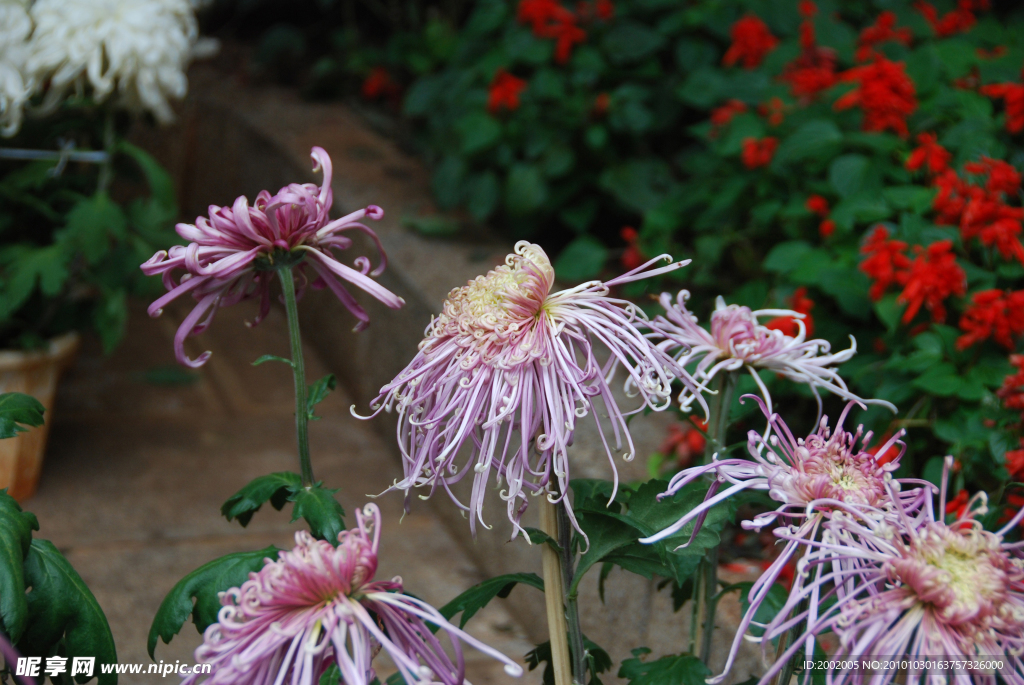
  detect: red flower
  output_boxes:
[1006,444,1024,480]
[806,195,829,216]
[487,70,528,113]
[710,99,748,135]
[834,57,917,137]
[980,82,1024,134]
[722,15,779,69]
[945,489,969,517]
[781,6,836,100]
[595,0,613,20]
[620,226,644,271]
[914,0,988,37]
[758,96,786,126]
[856,11,912,62]
[896,240,966,324]
[517,0,586,63]
[518,0,574,33]
[906,132,951,175]
[932,169,970,225]
[593,92,610,117]
[956,289,1024,350]
[765,287,815,337]
[959,190,1024,265]
[868,434,900,465]
[741,137,778,169]
[977,46,1007,60]
[659,418,707,468]
[361,67,400,101]
[860,225,910,301]
[964,157,1021,195]
[818,219,836,238]
[797,0,817,18]
[998,355,1024,412]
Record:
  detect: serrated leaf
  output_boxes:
[0,244,71,320]
[307,374,337,421]
[221,472,302,527]
[18,540,117,685]
[252,354,294,368]
[524,527,560,552]
[148,546,280,657]
[60,194,128,265]
[0,490,38,641]
[527,636,611,685]
[0,392,45,439]
[571,511,645,594]
[618,653,709,685]
[289,485,346,543]
[439,573,543,628]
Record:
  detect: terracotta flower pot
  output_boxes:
[0,332,80,501]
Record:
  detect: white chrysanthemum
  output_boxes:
[26,0,197,123]
[0,0,33,137]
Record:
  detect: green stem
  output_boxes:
[96,109,115,195]
[279,266,314,487]
[694,372,736,664]
[557,503,587,685]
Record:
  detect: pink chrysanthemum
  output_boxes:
[648,292,895,414]
[141,146,404,367]
[359,242,695,540]
[641,398,923,684]
[185,504,522,685]
[760,458,1024,685]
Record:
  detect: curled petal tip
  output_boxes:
[366,205,384,220]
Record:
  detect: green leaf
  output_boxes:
[403,215,460,237]
[221,472,302,527]
[873,294,901,332]
[457,113,502,155]
[774,120,842,164]
[762,241,812,274]
[0,392,45,439]
[148,546,280,657]
[307,374,337,421]
[883,186,935,212]
[524,527,560,552]
[0,490,38,641]
[60,194,129,265]
[731,581,788,638]
[290,485,346,543]
[466,171,500,221]
[0,245,71,320]
[95,289,128,354]
[912,363,962,396]
[602,22,666,64]
[572,511,645,594]
[527,636,611,685]
[677,67,725,108]
[320,664,341,685]
[439,573,543,628]
[117,141,176,210]
[618,653,709,685]
[504,164,548,217]
[432,156,466,210]
[252,354,295,368]
[598,159,675,214]
[555,237,608,282]
[18,540,117,685]
[828,154,870,198]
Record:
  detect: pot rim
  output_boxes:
[0,332,81,372]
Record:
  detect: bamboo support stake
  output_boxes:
[539,496,572,685]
